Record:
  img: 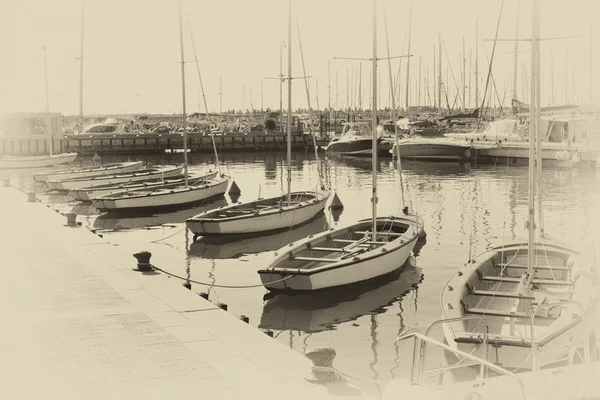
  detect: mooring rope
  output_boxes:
[150,265,292,288]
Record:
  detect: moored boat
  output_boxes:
[258,216,423,292]
[325,121,383,155]
[186,190,330,238]
[388,137,491,161]
[33,161,144,182]
[46,164,183,191]
[69,171,216,201]
[91,173,231,212]
[0,152,78,169]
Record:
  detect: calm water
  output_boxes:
[6,150,600,383]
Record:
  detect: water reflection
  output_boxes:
[188,213,329,259]
[93,197,228,231]
[259,264,424,333]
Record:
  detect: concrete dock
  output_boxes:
[0,185,374,399]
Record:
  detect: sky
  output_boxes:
[0,0,598,116]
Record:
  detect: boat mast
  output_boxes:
[512,0,521,102]
[475,20,479,111]
[590,17,593,105]
[438,34,442,112]
[79,0,84,133]
[405,0,412,109]
[462,36,466,111]
[187,17,221,173]
[527,0,540,280]
[371,0,378,240]
[382,0,405,208]
[287,0,292,205]
[178,0,188,186]
[43,45,53,156]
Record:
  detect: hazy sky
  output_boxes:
[0,0,598,115]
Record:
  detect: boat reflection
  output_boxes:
[259,262,424,333]
[328,153,384,173]
[395,159,472,176]
[188,213,329,259]
[93,197,228,231]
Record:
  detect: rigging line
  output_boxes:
[479,0,505,116]
[151,265,293,288]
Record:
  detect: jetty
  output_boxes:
[0,184,375,399]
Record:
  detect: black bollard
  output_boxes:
[133,251,153,272]
[199,292,209,300]
[64,212,78,227]
[216,302,228,311]
[239,315,250,324]
[182,282,191,290]
[305,348,344,383]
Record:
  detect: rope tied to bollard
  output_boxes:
[150,264,293,288]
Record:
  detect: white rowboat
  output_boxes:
[0,153,78,169]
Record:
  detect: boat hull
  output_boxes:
[186,191,330,236]
[0,153,78,169]
[92,176,230,212]
[34,161,144,182]
[440,241,600,372]
[48,166,183,191]
[390,139,474,161]
[326,138,380,155]
[258,217,421,292]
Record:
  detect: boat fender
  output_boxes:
[464,148,472,159]
[571,152,581,164]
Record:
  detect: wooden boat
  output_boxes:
[186,4,329,239]
[46,164,183,191]
[258,2,423,293]
[187,191,330,238]
[0,153,78,169]
[440,0,599,373]
[258,216,423,292]
[91,174,231,212]
[69,171,216,201]
[33,161,144,182]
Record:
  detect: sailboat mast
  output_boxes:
[79,0,84,132]
[178,0,188,186]
[590,17,593,105]
[43,46,53,156]
[287,0,292,205]
[527,0,540,277]
[535,1,543,237]
[475,20,479,111]
[371,0,378,240]
[512,0,521,101]
[405,0,412,109]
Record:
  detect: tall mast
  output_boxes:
[280,42,285,131]
[79,0,85,132]
[433,44,436,108]
[178,0,188,186]
[219,76,222,115]
[590,17,593,105]
[551,46,554,104]
[358,63,362,111]
[371,0,378,240]
[43,46,53,156]
[475,20,479,110]
[527,0,540,278]
[405,0,413,109]
[417,55,422,106]
[462,36,466,111]
[328,61,331,110]
[469,49,472,108]
[438,34,442,112]
[286,0,292,205]
[512,0,521,102]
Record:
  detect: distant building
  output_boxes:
[0,112,64,139]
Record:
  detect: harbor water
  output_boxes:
[6,151,600,383]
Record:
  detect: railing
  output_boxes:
[424,316,489,380]
[397,329,528,400]
[530,300,590,370]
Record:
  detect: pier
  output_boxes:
[0,185,372,399]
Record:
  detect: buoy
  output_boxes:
[328,191,344,210]
[228,180,241,195]
[558,150,571,161]
[408,255,417,267]
[132,251,153,272]
[64,212,78,227]
[464,148,472,159]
